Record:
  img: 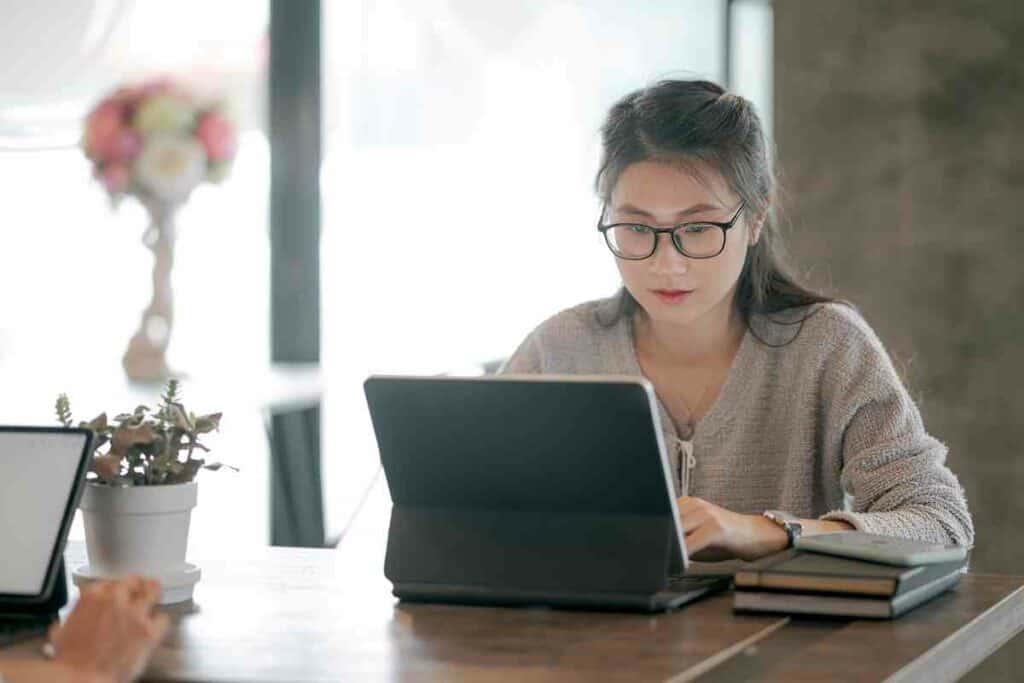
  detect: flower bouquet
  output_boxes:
[82,78,238,381]
[83,78,236,205]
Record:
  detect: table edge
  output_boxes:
[885,581,1024,683]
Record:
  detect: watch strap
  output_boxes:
[763,510,802,547]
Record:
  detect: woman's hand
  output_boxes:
[678,497,856,561]
[677,496,790,562]
[48,575,170,683]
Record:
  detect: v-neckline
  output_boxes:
[620,312,755,442]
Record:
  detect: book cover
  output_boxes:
[734,548,967,597]
[733,571,962,619]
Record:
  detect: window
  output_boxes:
[320,1,761,537]
[0,0,269,547]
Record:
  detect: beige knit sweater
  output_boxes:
[500,295,974,547]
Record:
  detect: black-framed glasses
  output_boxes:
[597,201,745,260]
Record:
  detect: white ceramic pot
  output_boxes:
[77,481,200,603]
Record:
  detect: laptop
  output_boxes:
[0,426,93,646]
[363,374,730,612]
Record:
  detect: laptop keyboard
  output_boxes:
[665,574,731,593]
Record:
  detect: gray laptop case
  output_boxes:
[364,375,728,612]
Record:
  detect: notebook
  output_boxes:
[733,571,962,619]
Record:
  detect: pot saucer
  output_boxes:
[71,563,201,605]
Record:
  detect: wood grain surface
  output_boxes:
[2,476,1021,682]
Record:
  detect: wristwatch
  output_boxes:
[763,509,803,548]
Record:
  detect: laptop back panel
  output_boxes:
[364,375,685,603]
[385,506,673,595]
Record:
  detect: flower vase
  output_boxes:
[123,200,179,381]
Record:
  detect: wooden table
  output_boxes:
[2,476,1022,682]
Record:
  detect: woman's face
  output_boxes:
[606,160,760,330]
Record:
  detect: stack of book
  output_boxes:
[733,548,967,618]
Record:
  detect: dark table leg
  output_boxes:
[267,403,325,547]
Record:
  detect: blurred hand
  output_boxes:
[678,496,789,562]
[48,575,170,683]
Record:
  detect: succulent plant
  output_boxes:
[55,378,235,486]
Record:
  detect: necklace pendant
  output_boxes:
[678,423,695,441]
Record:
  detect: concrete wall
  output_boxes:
[774,1,1023,678]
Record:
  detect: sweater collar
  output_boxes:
[597,296,759,440]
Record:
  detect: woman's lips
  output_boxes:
[652,289,694,303]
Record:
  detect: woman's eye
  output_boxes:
[626,224,649,234]
[685,223,712,234]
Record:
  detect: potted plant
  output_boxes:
[55,378,234,603]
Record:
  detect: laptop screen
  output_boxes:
[0,429,90,596]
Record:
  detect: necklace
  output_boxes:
[673,382,712,441]
[634,316,716,441]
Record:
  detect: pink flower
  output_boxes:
[99,163,131,194]
[83,101,126,162]
[139,77,178,98]
[109,129,142,161]
[110,86,140,104]
[195,110,237,163]
[107,79,186,126]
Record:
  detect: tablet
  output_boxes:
[364,374,701,609]
[0,426,93,607]
[794,531,969,566]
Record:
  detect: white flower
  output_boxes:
[133,94,197,135]
[134,135,207,204]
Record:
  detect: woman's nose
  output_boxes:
[650,233,689,272]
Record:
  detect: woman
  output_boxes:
[501,79,973,562]
[0,576,168,683]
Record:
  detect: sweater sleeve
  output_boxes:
[497,331,542,374]
[815,309,975,547]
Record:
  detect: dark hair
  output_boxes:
[594,79,847,347]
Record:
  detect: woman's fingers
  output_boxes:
[685,524,716,556]
[686,524,735,562]
[51,574,171,683]
[131,578,163,609]
[106,578,137,612]
[680,508,705,534]
[125,611,171,681]
[680,496,732,559]
[115,575,150,602]
[678,496,711,534]
[150,612,171,641]
[142,578,162,602]
[677,496,710,517]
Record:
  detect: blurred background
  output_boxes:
[0,0,1019,677]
